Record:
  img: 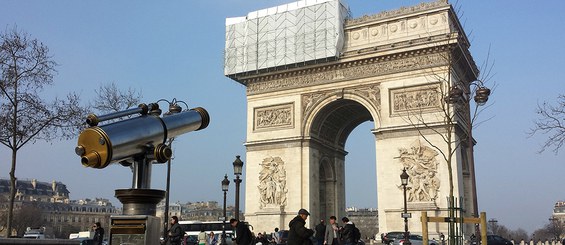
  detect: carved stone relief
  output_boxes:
[396,139,440,202]
[302,92,332,119]
[254,103,294,131]
[350,85,381,109]
[258,157,288,208]
[246,53,448,95]
[390,83,441,115]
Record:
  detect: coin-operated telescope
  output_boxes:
[75,100,209,245]
[76,102,209,188]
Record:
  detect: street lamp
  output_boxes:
[488,218,498,235]
[233,155,244,220]
[400,168,411,245]
[221,175,230,245]
[446,81,491,235]
[158,98,189,240]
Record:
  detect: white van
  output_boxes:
[23,229,45,239]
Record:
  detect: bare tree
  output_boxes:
[0,27,86,237]
[12,203,43,237]
[399,26,493,245]
[91,81,142,113]
[529,94,565,154]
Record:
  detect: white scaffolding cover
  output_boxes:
[224,0,348,76]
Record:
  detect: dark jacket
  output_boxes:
[340,223,355,244]
[288,215,314,245]
[315,223,326,240]
[168,223,184,245]
[235,222,253,245]
[93,227,104,245]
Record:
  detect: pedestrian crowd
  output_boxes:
[161,209,362,245]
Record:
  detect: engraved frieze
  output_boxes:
[247,53,448,95]
[258,157,288,208]
[397,139,440,202]
[254,103,294,131]
[390,83,441,114]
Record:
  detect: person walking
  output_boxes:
[167,216,184,245]
[288,209,315,245]
[92,222,104,245]
[231,218,253,245]
[324,216,339,245]
[315,220,326,245]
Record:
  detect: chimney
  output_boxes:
[52,180,56,192]
[31,179,37,189]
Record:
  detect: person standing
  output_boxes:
[340,217,356,245]
[168,216,184,245]
[272,228,281,245]
[92,222,104,245]
[231,218,253,245]
[288,209,314,245]
[324,216,339,245]
[256,232,270,245]
[208,231,218,245]
[315,220,326,245]
[198,228,207,245]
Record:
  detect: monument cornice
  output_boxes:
[345,0,450,27]
[243,46,453,95]
[245,136,304,152]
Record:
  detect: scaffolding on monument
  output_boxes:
[224,0,349,77]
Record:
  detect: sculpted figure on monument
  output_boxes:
[258,157,288,208]
[397,140,440,202]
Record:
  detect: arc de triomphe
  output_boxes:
[225,0,479,235]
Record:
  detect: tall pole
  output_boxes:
[163,156,172,239]
[400,169,411,245]
[221,175,230,245]
[403,184,411,245]
[234,175,241,220]
[447,83,490,242]
[222,189,227,245]
[233,155,244,221]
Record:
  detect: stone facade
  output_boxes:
[227,0,478,235]
[0,178,118,238]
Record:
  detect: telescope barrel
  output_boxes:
[86,104,149,126]
[162,107,209,138]
[76,107,209,169]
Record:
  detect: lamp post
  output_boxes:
[446,82,490,239]
[221,175,230,245]
[447,83,490,214]
[158,98,187,240]
[400,168,411,245]
[233,155,244,221]
[488,218,498,235]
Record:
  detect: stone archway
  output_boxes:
[226,0,479,236]
[306,97,377,224]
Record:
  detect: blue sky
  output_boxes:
[1,0,564,234]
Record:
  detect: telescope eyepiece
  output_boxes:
[81,152,101,168]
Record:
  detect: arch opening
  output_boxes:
[311,99,377,222]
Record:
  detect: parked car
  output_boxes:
[184,235,198,245]
[396,234,438,245]
[487,235,513,245]
[382,232,405,245]
[278,230,289,245]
